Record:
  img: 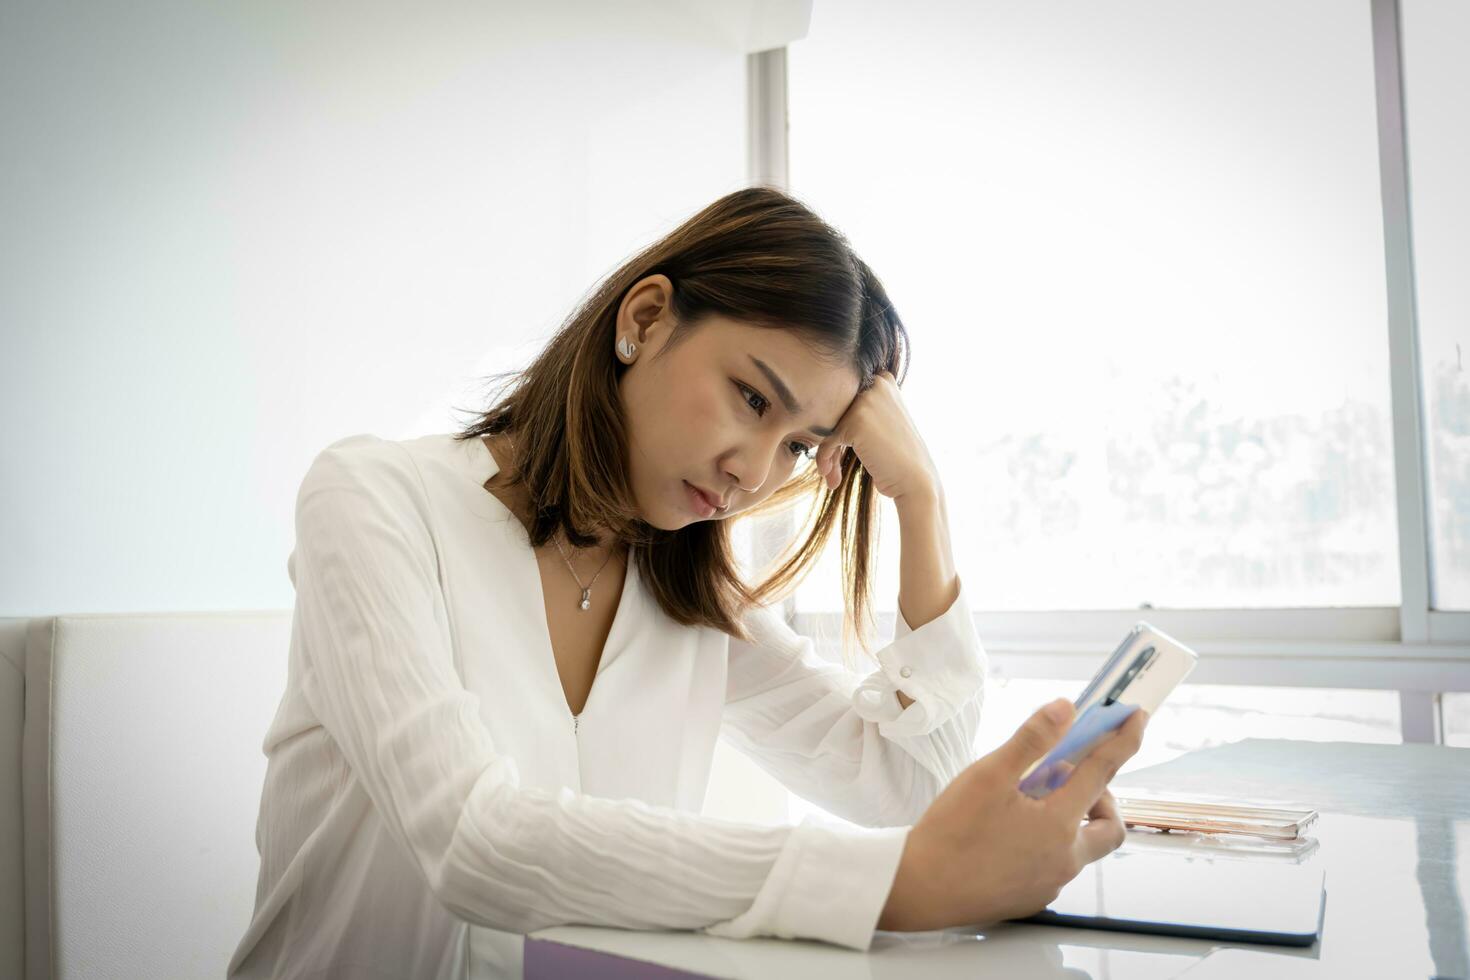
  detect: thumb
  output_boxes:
[996,698,1075,779]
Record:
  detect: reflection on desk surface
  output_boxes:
[1111,740,1467,979]
[1173,947,1376,978]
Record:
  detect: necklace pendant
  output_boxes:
[579,588,591,611]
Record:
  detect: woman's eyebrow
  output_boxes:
[747,354,835,437]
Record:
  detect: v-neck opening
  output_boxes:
[545,557,634,721]
[468,433,637,724]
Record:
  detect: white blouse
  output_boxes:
[227,432,988,980]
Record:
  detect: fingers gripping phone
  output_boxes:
[1018,622,1199,800]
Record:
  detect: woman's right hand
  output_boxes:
[878,698,1150,932]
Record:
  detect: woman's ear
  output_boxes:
[618,274,675,347]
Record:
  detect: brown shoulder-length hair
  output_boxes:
[453,186,909,664]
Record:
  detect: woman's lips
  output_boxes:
[684,480,719,517]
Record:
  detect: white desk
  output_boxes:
[520,739,1470,979]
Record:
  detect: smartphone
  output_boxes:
[1018,622,1199,799]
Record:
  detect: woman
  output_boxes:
[228,187,1147,979]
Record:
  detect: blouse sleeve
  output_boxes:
[720,573,988,830]
[289,435,907,952]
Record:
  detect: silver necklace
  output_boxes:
[552,534,616,611]
[505,433,617,612]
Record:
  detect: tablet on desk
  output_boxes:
[1010,851,1327,947]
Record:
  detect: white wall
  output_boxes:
[1,0,808,618]
[0,14,811,912]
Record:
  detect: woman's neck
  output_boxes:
[480,433,623,555]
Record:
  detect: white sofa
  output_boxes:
[0,606,793,979]
[3,618,26,979]
[0,611,291,979]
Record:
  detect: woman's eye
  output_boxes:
[736,382,769,416]
[737,382,813,461]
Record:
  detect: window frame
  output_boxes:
[744,0,1470,745]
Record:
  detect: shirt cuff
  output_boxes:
[701,816,910,951]
[850,576,986,738]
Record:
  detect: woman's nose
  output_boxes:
[724,435,786,496]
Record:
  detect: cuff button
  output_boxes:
[899,666,913,678]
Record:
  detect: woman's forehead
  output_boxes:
[701,315,850,368]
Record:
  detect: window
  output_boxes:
[787,0,1399,614]
[787,678,1403,826]
[1402,0,1470,611]
[764,0,1468,768]
[972,678,1402,774]
[1445,692,1470,747]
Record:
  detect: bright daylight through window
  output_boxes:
[788,0,1398,615]
[1402,0,1470,611]
[762,0,1470,790]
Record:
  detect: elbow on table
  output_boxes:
[431,857,551,935]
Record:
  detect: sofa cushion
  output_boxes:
[23,612,290,979]
[1,619,27,980]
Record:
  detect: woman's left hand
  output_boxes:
[813,370,942,506]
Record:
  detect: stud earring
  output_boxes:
[617,336,638,361]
